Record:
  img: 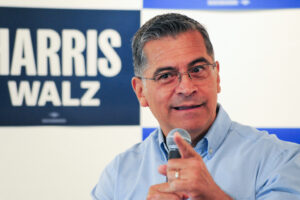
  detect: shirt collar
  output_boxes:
[200,104,232,159]
[158,128,168,160]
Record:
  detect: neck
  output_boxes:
[189,106,220,146]
[190,129,207,147]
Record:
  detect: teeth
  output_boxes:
[175,105,201,110]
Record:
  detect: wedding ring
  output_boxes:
[175,170,179,179]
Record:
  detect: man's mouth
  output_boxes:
[173,104,203,110]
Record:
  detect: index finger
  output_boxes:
[174,132,198,159]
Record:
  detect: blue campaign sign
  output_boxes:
[0,7,140,126]
[144,0,300,10]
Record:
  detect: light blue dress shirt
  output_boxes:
[91,105,300,200]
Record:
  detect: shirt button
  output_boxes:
[209,148,213,154]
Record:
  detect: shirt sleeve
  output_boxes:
[91,156,119,200]
[256,145,300,200]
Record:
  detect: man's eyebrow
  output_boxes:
[187,57,209,68]
[152,57,209,76]
[153,67,176,77]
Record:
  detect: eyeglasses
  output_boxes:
[137,62,217,88]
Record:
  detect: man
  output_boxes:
[91,13,300,199]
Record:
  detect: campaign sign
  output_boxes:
[0,7,140,125]
[144,0,300,10]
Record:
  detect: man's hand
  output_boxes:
[147,132,232,200]
[147,182,187,200]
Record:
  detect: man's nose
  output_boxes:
[175,72,197,96]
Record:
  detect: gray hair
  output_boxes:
[132,13,215,76]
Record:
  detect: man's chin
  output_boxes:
[171,123,205,134]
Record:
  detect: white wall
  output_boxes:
[0,127,141,200]
[0,1,300,200]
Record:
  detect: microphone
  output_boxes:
[166,128,191,160]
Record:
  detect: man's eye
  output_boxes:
[156,72,175,81]
[190,66,204,73]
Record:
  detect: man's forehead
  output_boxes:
[142,31,211,73]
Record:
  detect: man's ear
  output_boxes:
[215,61,221,93]
[132,77,149,107]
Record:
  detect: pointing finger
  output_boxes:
[174,132,198,159]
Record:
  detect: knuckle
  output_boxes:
[190,159,201,167]
[146,193,157,200]
[168,159,176,166]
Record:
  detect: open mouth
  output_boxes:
[173,104,203,110]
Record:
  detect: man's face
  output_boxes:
[132,30,221,141]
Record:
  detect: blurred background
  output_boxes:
[0,0,299,199]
